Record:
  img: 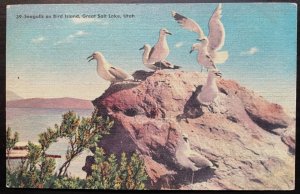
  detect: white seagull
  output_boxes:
[172,4,229,65]
[146,28,172,66]
[190,42,217,71]
[87,51,134,84]
[197,69,222,106]
[139,44,181,70]
[175,132,214,184]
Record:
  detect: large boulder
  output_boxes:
[85,70,295,190]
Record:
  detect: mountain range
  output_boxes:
[6,97,94,110]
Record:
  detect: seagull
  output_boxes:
[146,28,172,68]
[172,4,229,65]
[175,132,214,184]
[190,41,217,72]
[139,44,181,70]
[87,51,134,84]
[197,69,222,106]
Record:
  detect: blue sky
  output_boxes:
[6,3,297,114]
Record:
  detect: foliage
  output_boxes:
[6,141,56,188]
[86,148,148,190]
[6,127,19,171]
[53,110,113,176]
[6,127,19,150]
[6,109,148,189]
[52,176,86,189]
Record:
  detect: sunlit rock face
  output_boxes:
[84,70,295,190]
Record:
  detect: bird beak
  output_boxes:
[166,32,172,35]
[216,72,222,77]
[87,54,94,62]
[197,38,203,42]
[189,49,194,54]
[139,46,144,50]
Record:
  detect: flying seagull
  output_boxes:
[172,4,229,65]
[175,132,214,184]
[146,28,172,68]
[87,51,134,84]
[197,69,222,106]
[139,44,181,70]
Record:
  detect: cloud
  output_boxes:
[31,36,45,44]
[175,42,184,48]
[54,30,88,45]
[74,30,88,36]
[240,47,259,56]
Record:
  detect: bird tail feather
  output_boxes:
[173,65,181,69]
[212,51,228,64]
[164,61,181,69]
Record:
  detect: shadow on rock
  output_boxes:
[82,155,94,176]
[177,85,204,122]
[132,70,155,81]
[173,167,216,186]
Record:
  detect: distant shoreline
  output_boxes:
[6,97,94,110]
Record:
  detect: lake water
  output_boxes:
[6,107,94,178]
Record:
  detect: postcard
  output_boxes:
[6,3,296,190]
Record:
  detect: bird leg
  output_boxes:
[185,117,189,123]
[208,104,218,113]
[191,170,194,184]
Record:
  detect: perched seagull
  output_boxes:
[197,69,222,106]
[172,4,229,64]
[139,44,181,70]
[87,51,134,84]
[190,42,216,72]
[175,132,214,184]
[146,28,172,67]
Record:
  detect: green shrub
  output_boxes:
[52,176,86,189]
[86,147,148,190]
[6,109,148,189]
[6,127,19,171]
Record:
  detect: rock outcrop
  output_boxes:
[84,70,295,190]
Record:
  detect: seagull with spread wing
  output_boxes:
[172,4,229,69]
[87,52,134,84]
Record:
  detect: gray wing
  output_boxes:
[153,61,181,69]
[208,4,225,51]
[172,11,206,39]
[108,66,132,81]
[148,46,155,60]
[153,61,172,69]
[205,55,217,69]
[188,153,213,169]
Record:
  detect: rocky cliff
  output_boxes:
[84,70,295,190]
